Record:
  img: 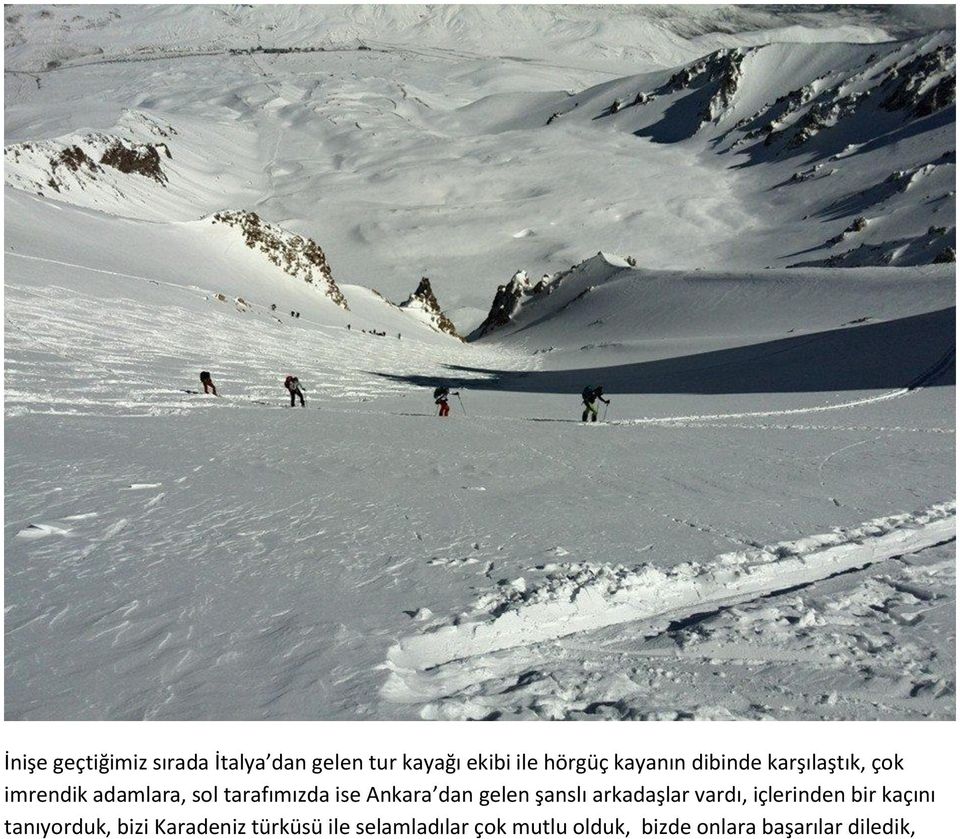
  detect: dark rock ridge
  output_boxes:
[99,139,169,182]
[470,269,558,340]
[881,45,956,118]
[607,48,746,131]
[210,211,348,310]
[751,39,955,153]
[789,225,956,268]
[632,35,955,159]
[4,113,177,196]
[399,277,462,339]
[46,145,100,190]
[658,47,747,128]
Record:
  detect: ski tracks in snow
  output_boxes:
[380,502,956,719]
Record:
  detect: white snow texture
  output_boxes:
[3,4,956,720]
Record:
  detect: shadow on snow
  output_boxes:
[371,308,956,396]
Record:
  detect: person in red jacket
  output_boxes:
[434,386,459,417]
[284,375,306,407]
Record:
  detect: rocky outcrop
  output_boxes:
[398,277,462,339]
[881,44,956,117]
[756,38,954,153]
[789,226,956,268]
[5,135,171,193]
[661,48,747,126]
[471,270,531,338]
[4,111,177,197]
[700,50,746,123]
[45,145,101,190]
[210,211,348,310]
[778,91,865,149]
[99,139,169,182]
[470,269,557,339]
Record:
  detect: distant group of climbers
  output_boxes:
[347,324,400,338]
[269,304,301,319]
[198,371,611,421]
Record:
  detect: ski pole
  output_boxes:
[457,392,466,416]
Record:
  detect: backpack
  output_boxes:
[200,371,211,382]
[581,386,593,402]
[433,386,449,400]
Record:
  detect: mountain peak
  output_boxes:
[210,211,349,310]
[399,277,462,340]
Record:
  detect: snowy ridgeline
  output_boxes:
[3,5,956,720]
[3,14,956,323]
[7,5,954,74]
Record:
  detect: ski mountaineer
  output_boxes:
[434,386,459,418]
[581,385,610,422]
[199,371,218,396]
[284,375,306,407]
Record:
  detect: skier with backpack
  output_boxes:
[434,385,459,417]
[284,375,306,407]
[581,385,610,422]
[199,371,219,396]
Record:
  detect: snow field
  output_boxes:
[4,3,955,720]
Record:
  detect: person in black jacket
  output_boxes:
[581,385,610,422]
[284,375,306,407]
[434,386,459,417]
[200,371,218,396]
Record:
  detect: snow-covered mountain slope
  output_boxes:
[3,187,470,345]
[470,252,954,351]
[6,184,954,720]
[6,4,947,76]
[4,5,955,325]
[4,110,262,220]
[4,5,955,721]
[469,34,955,274]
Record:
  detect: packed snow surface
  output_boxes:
[4,4,956,720]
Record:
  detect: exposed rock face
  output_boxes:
[45,145,101,189]
[472,255,632,340]
[99,139,168,182]
[399,277,462,339]
[471,269,557,339]
[4,111,177,198]
[881,44,956,117]
[789,226,956,268]
[210,211,348,310]
[827,216,869,247]
[914,74,956,117]
[755,38,955,152]
[700,50,746,123]
[471,270,531,338]
[54,145,99,174]
[661,48,747,126]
